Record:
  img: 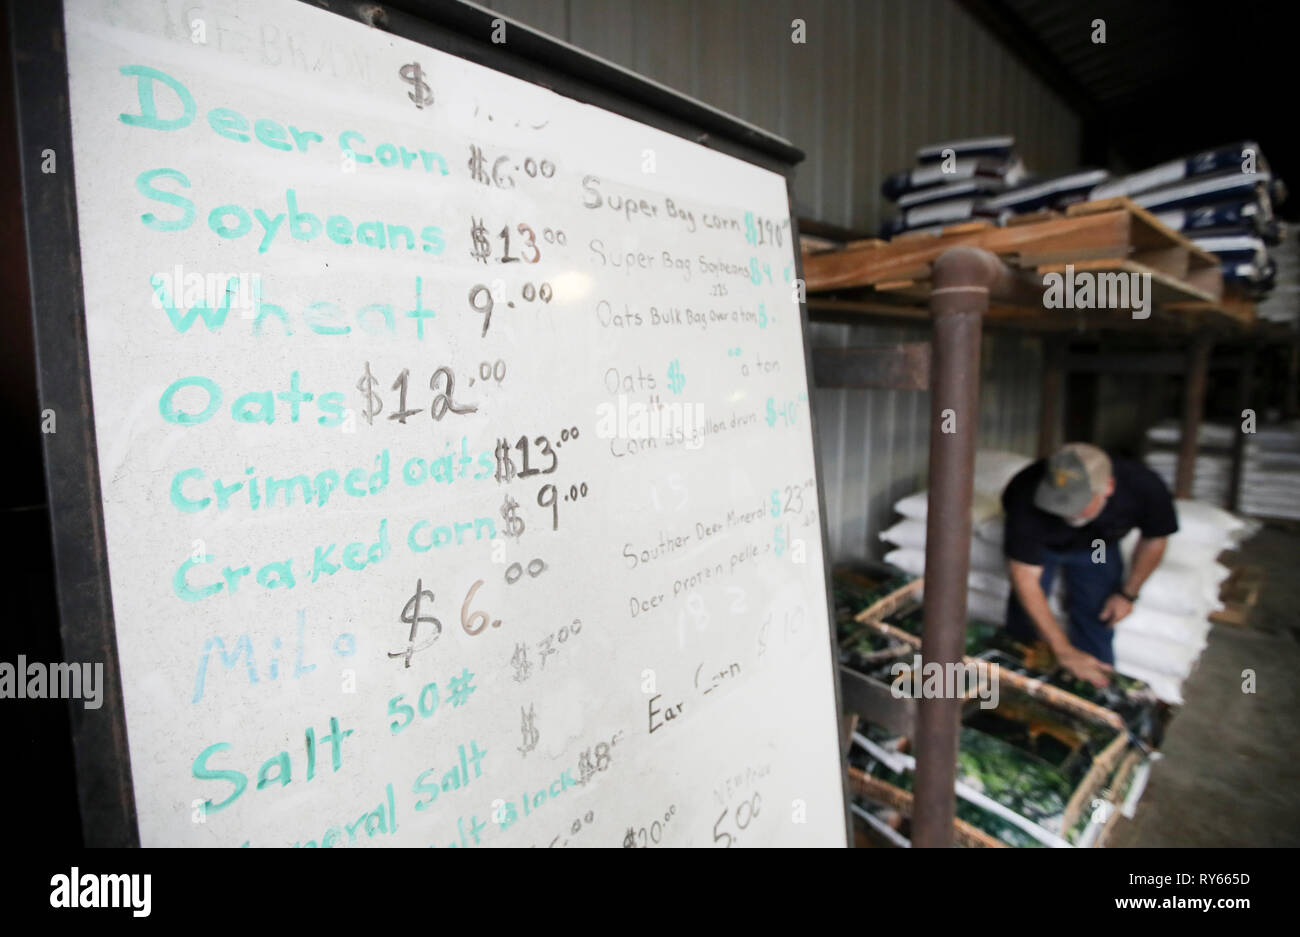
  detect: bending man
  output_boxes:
[1002,442,1178,686]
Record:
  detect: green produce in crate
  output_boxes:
[849,744,1049,848]
[832,568,913,617]
[837,621,911,676]
[956,727,1072,834]
[890,606,1012,657]
[954,799,1046,848]
[963,690,1116,784]
[835,566,1163,756]
[976,649,1164,746]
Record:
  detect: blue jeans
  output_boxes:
[1004,543,1123,664]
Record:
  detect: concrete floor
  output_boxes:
[1108,525,1300,847]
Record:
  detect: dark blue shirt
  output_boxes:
[1002,455,1179,566]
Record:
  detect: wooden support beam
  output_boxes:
[1064,352,1245,375]
[1228,346,1256,512]
[1286,338,1300,420]
[1038,337,1065,456]
[1065,351,1188,375]
[1175,336,1214,498]
[812,344,931,391]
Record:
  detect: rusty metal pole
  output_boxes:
[1174,335,1213,499]
[912,247,1012,847]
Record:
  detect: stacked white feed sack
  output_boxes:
[1144,419,1300,519]
[1108,501,1257,704]
[881,450,1256,705]
[880,450,1038,626]
[1144,420,1235,507]
[1240,423,1300,520]
[1143,451,1232,506]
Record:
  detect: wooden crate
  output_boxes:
[848,731,1133,849]
[802,196,1233,326]
[845,580,1128,733]
[846,767,1007,848]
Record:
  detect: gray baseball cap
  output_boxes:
[1034,443,1112,518]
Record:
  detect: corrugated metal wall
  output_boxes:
[483,0,1080,562]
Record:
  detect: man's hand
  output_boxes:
[1055,644,1112,688]
[1099,593,1134,627]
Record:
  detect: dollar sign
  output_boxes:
[765,397,777,427]
[469,217,492,263]
[494,437,517,483]
[623,828,637,849]
[510,642,531,682]
[357,362,383,425]
[667,360,685,395]
[399,62,434,109]
[577,749,596,786]
[388,579,442,668]
[518,704,539,756]
[500,494,525,538]
[467,145,490,185]
[774,525,786,557]
[770,490,781,518]
[744,211,757,245]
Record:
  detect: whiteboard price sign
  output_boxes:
[15,0,849,847]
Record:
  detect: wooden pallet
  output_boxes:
[802,196,1231,326]
[1209,563,1264,627]
[1164,285,1258,328]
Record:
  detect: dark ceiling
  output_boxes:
[960,0,1298,218]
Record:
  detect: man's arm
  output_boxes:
[1008,559,1112,686]
[1100,536,1167,625]
[1126,536,1166,595]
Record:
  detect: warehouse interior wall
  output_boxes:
[484,0,1083,562]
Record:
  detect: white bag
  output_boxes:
[972,450,1034,498]
[1116,607,1211,649]
[1174,498,1248,543]
[1119,527,1225,568]
[880,519,1006,573]
[884,548,1012,599]
[1114,630,1205,680]
[974,514,1004,544]
[1135,562,1226,617]
[884,547,926,578]
[965,587,1008,624]
[892,489,1002,525]
[879,518,927,550]
[1113,660,1185,705]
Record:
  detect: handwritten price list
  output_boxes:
[61,0,846,847]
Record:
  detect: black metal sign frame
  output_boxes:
[9,0,849,848]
